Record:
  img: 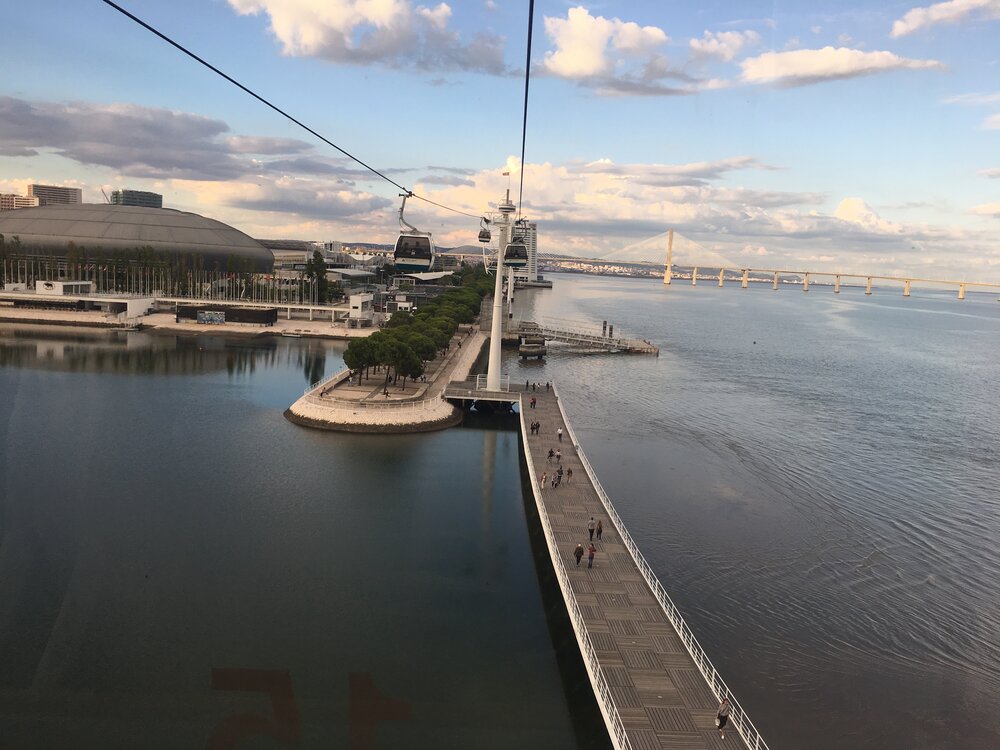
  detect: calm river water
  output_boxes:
[510,273,1000,750]
[2,273,998,749]
[0,325,601,749]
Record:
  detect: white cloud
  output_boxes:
[943,91,1000,105]
[227,0,507,74]
[173,175,391,222]
[970,201,1000,216]
[979,167,1000,177]
[542,6,668,79]
[891,0,1000,38]
[834,198,902,233]
[689,30,760,62]
[983,113,1000,128]
[741,245,770,256]
[741,47,945,87]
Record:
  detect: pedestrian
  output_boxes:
[566,467,573,484]
[557,427,563,442]
[525,379,529,389]
[530,396,536,409]
[532,382,537,392]
[555,449,561,464]
[574,543,584,566]
[587,543,596,568]
[540,472,547,490]
[545,381,550,391]
[596,519,603,541]
[547,449,554,464]
[556,466,564,478]
[587,517,596,541]
[716,698,731,739]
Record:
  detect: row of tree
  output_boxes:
[341,267,490,388]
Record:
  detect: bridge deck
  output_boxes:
[521,386,747,750]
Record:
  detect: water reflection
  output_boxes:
[0,326,332,387]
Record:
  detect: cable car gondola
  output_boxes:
[393,193,435,272]
[478,217,492,244]
[504,238,528,268]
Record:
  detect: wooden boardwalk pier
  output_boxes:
[516,385,767,750]
[512,320,659,355]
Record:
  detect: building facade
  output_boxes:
[521,221,539,282]
[111,189,163,208]
[0,194,40,211]
[27,184,82,206]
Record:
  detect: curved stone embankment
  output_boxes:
[283,401,462,433]
[284,329,487,434]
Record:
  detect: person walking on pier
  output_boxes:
[540,472,547,490]
[587,543,596,568]
[587,517,596,541]
[596,520,603,541]
[716,697,731,739]
[557,427,563,442]
[555,449,562,464]
[566,467,573,484]
[547,449,554,464]
[574,543,584,566]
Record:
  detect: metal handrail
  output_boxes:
[303,393,441,410]
[510,317,653,347]
[553,385,769,750]
[304,368,350,395]
[518,405,633,750]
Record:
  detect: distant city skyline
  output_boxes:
[2,1,998,279]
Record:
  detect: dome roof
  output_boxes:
[0,204,273,271]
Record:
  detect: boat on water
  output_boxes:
[281,331,303,338]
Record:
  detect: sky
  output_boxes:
[2,0,999,280]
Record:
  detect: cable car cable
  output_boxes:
[516,0,535,220]
[101,0,487,222]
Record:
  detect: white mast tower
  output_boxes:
[486,189,516,390]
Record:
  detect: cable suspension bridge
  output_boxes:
[550,229,1000,300]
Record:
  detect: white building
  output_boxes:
[0,193,41,211]
[348,293,375,327]
[27,184,82,205]
[522,221,538,282]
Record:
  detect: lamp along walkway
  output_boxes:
[521,385,766,750]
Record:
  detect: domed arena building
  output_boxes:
[0,204,273,272]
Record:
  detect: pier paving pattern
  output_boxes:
[520,386,758,750]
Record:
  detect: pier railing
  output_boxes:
[518,401,633,750]
[303,392,442,411]
[554,385,770,750]
[304,368,350,396]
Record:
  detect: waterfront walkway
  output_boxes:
[521,386,762,750]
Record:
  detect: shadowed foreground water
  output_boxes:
[0,327,603,749]
[511,274,1000,749]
